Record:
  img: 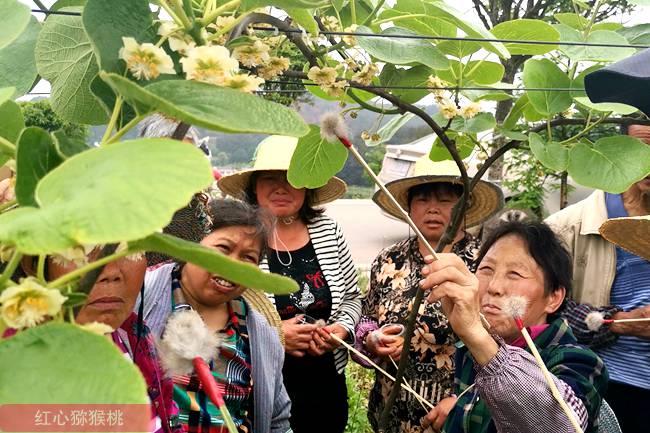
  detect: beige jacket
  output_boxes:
[545,190,617,306]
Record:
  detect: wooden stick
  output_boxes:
[605,318,650,324]
[518,327,584,433]
[327,332,434,409]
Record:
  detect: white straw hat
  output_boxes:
[218,135,347,206]
[373,157,504,227]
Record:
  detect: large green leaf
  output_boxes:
[0,323,149,419]
[51,0,86,10]
[0,17,40,98]
[0,0,30,50]
[450,113,496,134]
[503,94,533,129]
[15,127,64,207]
[0,100,24,143]
[35,9,107,125]
[429,133,475,161]
[555,24,636,62]
[357,26,450,70]
[285,8,318,35]
[554,13,589,30]
[379,64,431,104]
[287,125,348,188]
[0,86,13,105]
[0,138,212,254]
[424,0,509,59]
[364,113,416,146]
[102,73,309,137]
[461,87,512,102]
[133,233,299,295]
[573,97,638,115]
[52,130,91,159]
[83,0,157,74]
[617,24,650,48]
[522,58,572,116]
[377,0,457,39]
[528,132,568,172]
[437,39,481,59]
[567,136,650,193]
[492,19,559,55]
[331,0,376,28]
[434,60,504,85]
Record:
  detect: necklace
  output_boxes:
[279,215,297,225]
[273,227,293,266]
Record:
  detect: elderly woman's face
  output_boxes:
[181,225,263,308]
[254,170,306,218]
[48,254,146,330]
[408,185,460,243]
[475,234,565,342]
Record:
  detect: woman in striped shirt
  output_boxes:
[218,136,362,433]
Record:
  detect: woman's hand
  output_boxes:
[364,327,403,360]
[282,316,317,357]
[421,396,457,432]
[307,323,348,356]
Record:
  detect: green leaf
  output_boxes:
[554,13,589,30]
[15,127,64,207]
[627,0,650,5]
[35,10,108,125]
[133,233,299,295]
[528,132,568,171]
[242,0,327,12]
[437,39,481,59]
[83,0,157,74]
[429,133,475,161]
[379,64,431,104]
[0,17,40,98]
[522,58,572,116]
[0,86,13,105]
[617,24,650,47]
[568,136,650,193]
[52,0,86,10]
[102,73,309,137]
[0,323,149,412]
[555,24,636,62]
[285,8,319,35]
[357,26,449,70]
[52,130,91,159]
[332,0,375,28]
[364,113,416,146]
[0,138,212,254]
[90,75,137,126]
[591,22,622,32]
[573,97,638,115]
[377,0,457,39]
[63,292,88,307]
[461,87,512,102]
[423,0,510,59]
[450,113,496,134]
[492,19,559,55]
[434,60,503,86]
[502,94,529,130]
[496,128,528,141]
[0,0,30,50]
[287,125,348,188]
[0,100,24,143]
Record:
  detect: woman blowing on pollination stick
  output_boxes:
[419,220,607,433]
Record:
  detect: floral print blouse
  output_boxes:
[356,234,480,433]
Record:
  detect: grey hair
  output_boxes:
[138,114,211,158]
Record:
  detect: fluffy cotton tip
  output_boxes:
[157,310,221,376]
[320,112,349,142]
[504,296,528,318]
[585,311,606,332]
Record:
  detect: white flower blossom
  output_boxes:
[256,57,290,80]
[460,102,481,119]
[352,63,378,86]
[232,40,271,67]
[119,37,175,81]
[225,73,265,93]
[180,45,239,86]
[0,278,67,329]
[343,25,358,46]
[307,66,338,86]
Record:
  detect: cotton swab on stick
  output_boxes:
[585,311,650,331]
[505,296,584,433]
[158,310,238,433]
[320,113,491,330]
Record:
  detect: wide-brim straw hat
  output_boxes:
[242,288,285,346]
[585,48,650,116]
[373,157,504,227]
[599,216,650,261]
[218,135,347,206]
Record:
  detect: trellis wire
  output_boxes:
[30,9,650,50]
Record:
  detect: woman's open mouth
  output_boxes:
[210,276,238,293]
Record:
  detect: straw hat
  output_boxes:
[373,157,504,227]
[599,216,650,261]
[242,288,285,346]
[218,135,347,206]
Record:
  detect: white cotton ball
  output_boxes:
[320,112,349,142]
[157,310,221,376]
[585,311,605,332]
[504,295,528,318]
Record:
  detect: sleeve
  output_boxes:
[562,299,622,349]
[270,349,293,433]
[351,315,380,368]
[329,220,362,343]
[351,253,383,368]
[474,342,606,433]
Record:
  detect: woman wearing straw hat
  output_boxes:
[353,156,503,433]
[218,135,362,433]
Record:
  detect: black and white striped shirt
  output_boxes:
[261,215,362,373]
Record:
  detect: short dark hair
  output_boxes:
[244,171,324,224]
[476,220,573,318]
[407,182,463,210]
[207,199,270,258]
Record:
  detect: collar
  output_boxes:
[580,190,610,235]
